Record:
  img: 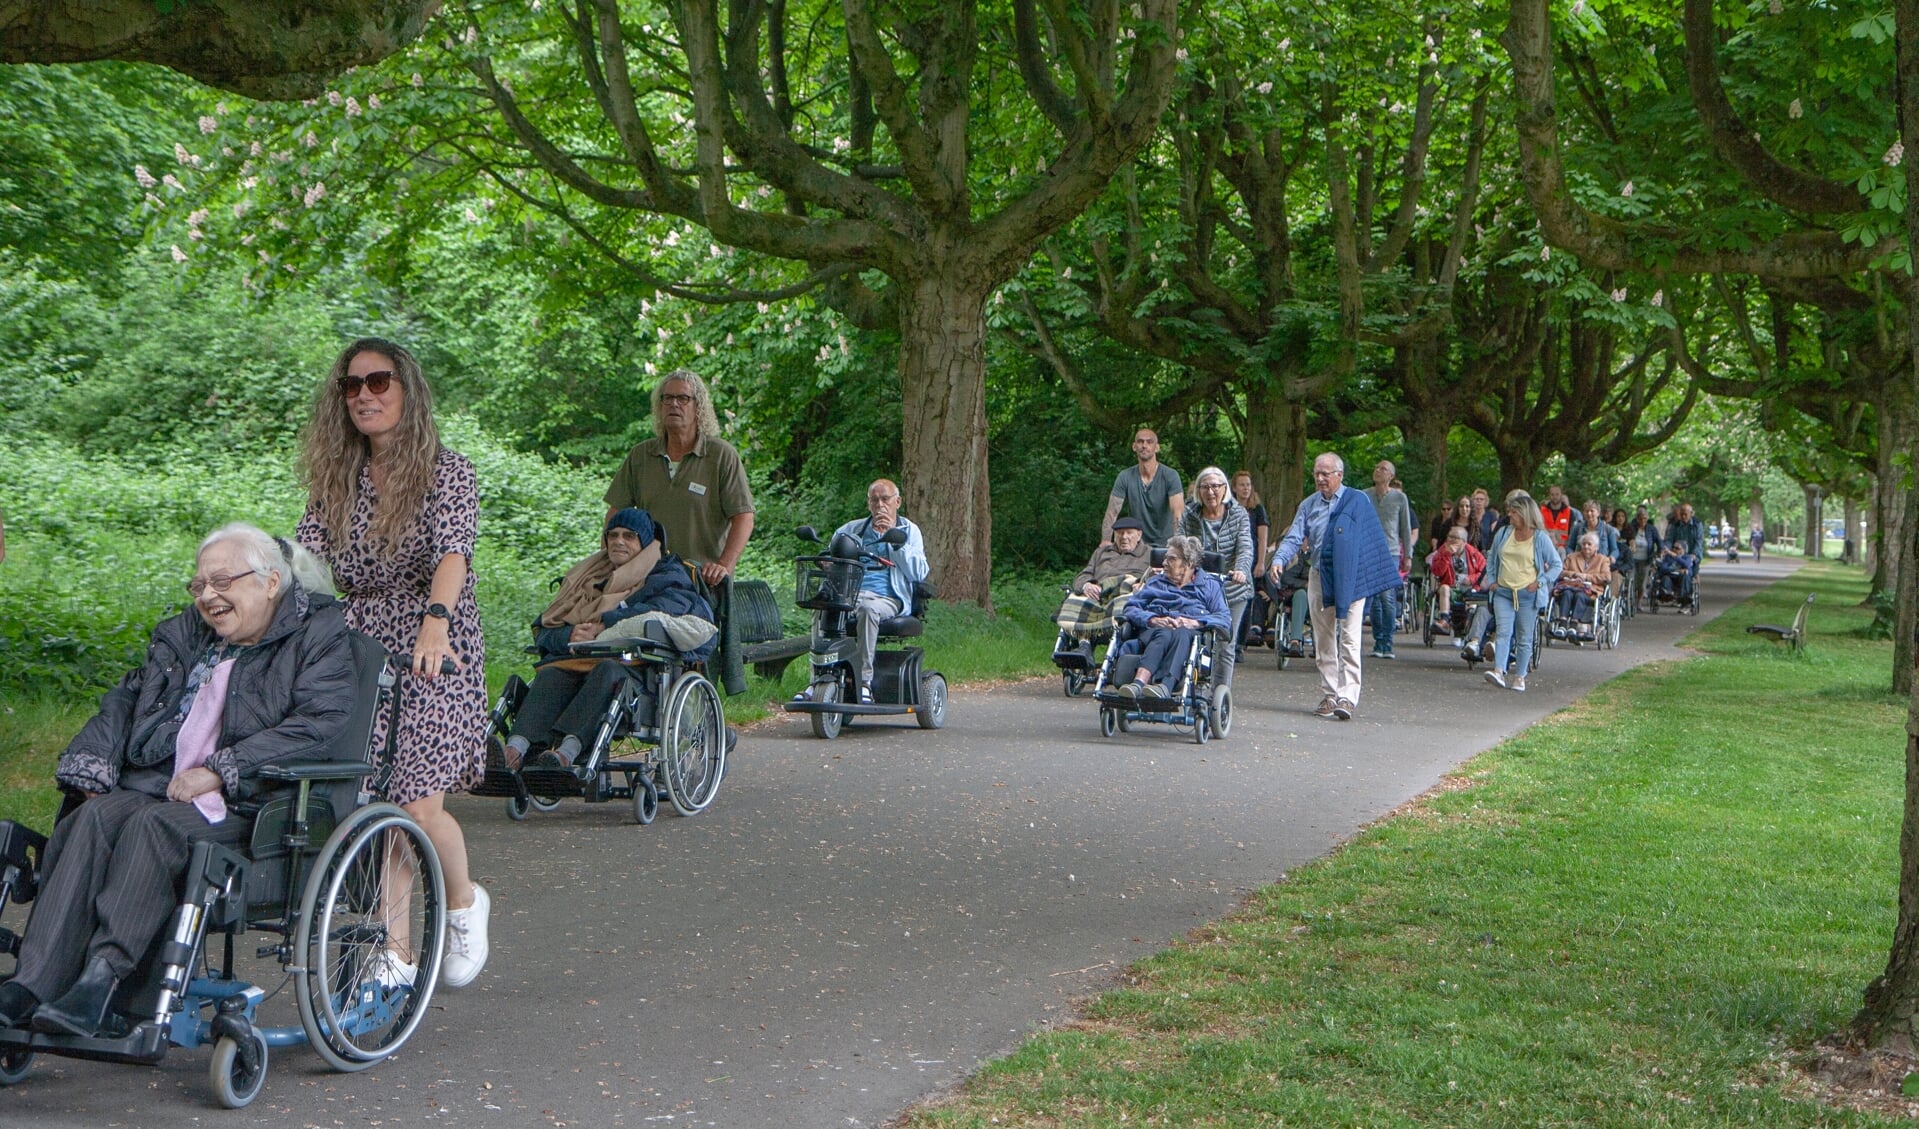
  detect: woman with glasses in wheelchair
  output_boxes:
[505,508,717,777]
[0,524,352,1038]
[1112,535,1230,701]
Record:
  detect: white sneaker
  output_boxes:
[365,949,418,994]
[442,883,490,988]
[1484,669,1506,689]
[1511,677,1527,693]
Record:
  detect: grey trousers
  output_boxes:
[15,788,248,998]
[853,591,903,689]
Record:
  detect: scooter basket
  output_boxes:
[794,557,864,612]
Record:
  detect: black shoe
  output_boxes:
[0,981,38,1029]
[30,954,120,1038]
[725,727,739,754]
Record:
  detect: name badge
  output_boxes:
[688,482,708,496]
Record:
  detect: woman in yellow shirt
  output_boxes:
[1479,490,1563,692]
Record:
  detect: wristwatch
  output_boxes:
[424,602,450,620]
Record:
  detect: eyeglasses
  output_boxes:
[1312,470,1341,479]
[1199,482,1227,491]
[659,392,696,406]
[188,570,256,598]
[336,370,396,397]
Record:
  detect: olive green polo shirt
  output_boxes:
[604,433,756,563]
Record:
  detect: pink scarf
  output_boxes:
[173,657,235,823]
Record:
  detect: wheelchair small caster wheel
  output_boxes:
[0,1048,35,1086]
[634,780,659,825]
[1100,707,1117,738]
[506,795,531,821]
[209,1028,269,1108]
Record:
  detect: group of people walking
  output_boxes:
[1070,429,1718,723]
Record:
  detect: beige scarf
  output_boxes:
[539,541,661,628]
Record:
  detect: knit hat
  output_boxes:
[605,508,659,548]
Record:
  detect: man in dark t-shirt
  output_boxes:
[1100,428,1184,548]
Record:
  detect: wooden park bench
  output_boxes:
[1746,593,1814,654]
[732,577,811,680]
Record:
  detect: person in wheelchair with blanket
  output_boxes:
[501,508,718,783]
[1052,517,1153,680]
[1109,534,1230,701]
[0,524,352,1038]
[1550,532,1612,641]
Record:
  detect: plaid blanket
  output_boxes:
[1055,586,1137,637]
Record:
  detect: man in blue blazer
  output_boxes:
[1267,453,1402,720]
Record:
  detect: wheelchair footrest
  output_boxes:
[0,1020,169,1065]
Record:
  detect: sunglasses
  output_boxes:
[188,570,256,598]
[336,369,398,397]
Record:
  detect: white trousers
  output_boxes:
[1307,569,1366,705]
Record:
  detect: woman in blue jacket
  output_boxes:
[1480,490,1563,692]
[1116,535,1229,700]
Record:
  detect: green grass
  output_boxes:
[0,573,1066,820]
[903,561,1910,1128]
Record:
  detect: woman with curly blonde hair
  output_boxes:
[296,337,491,990]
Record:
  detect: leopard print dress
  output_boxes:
[297,448,487,805]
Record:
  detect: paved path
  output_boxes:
[3,556,1798,1126]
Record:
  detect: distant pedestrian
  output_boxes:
[1365,461,1413,660]
[1102,428,1184,548]
[1268,453,1400,721]
[1749,524,1765,562]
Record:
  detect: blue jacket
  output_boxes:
[1481,528,1564,591]
[1665,516,1704,559]
[831,514,930,609]
[1567,516,1620,562]
[1122,570,1231,633]
[534,551,717,660]
[1274,487,1400,619]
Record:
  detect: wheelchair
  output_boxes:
[1544,583,1623,649]
[1421,579,1472,648]
[0,633,445,1108]
[1052,587,1126,697]
[783,525,946,739]
[1091,549,1232,743]
[1646,557,1701,614]
[472,618,727,826]
[1455,590,1542,674]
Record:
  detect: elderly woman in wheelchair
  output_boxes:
[2,524,451,1106]
[483,508,726,822]
[0,524,353,1041]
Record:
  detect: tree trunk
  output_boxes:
[897,272,993,609]
[1804,483,1824,561]
[1749,489,1765,551]
[1872,386,1919,694]
[1403,409,1453,512]
[1495,448,1536,499]
[1242,385,1307,518]
[1866,474,1880,574]
[1855,4,1919,1046]
[1846,496,1863,565]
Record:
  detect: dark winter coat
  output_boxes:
[56,582,355,804]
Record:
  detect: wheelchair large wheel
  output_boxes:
[294,803,445,1074]
[916,673,947,729]
[1209,684,1233,739]
[662,671,725,816]
[809,679,844,740]
[209,1026,269,1108]
[0,1048,33,1085]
